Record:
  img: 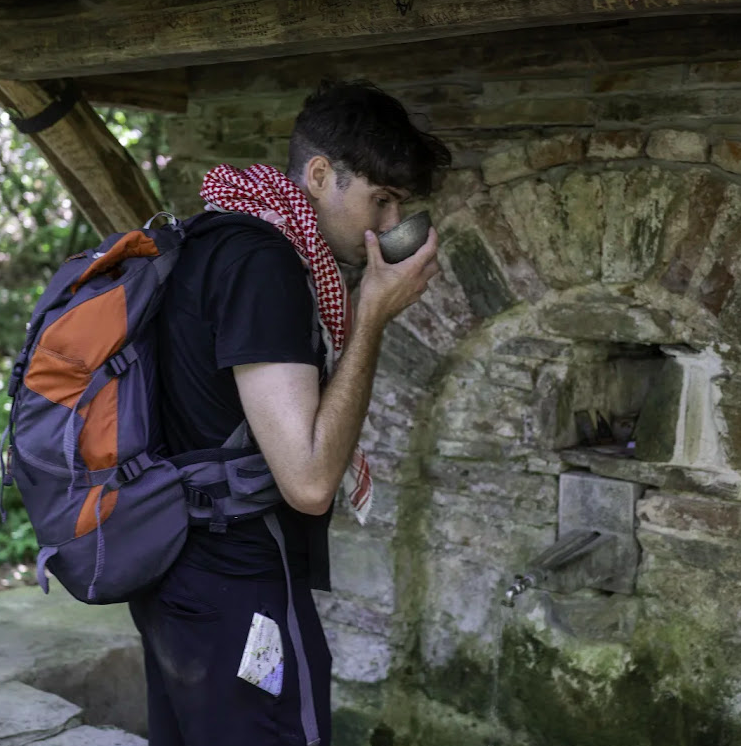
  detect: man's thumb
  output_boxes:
[365,230,384,266]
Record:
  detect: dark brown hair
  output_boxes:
[287,79,451,197]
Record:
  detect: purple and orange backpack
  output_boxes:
[0,213,286,604]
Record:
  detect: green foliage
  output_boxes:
[0,104,167,564]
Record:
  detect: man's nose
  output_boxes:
[379,204,402,233]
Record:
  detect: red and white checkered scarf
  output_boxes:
[200,163,372,524]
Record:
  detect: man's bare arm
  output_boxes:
[233,229,439,515]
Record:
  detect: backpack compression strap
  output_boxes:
[263,512,321,746]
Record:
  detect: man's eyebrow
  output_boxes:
[383,187,410,201]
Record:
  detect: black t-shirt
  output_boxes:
[158,212,331,589]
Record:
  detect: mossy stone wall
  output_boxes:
[161,16,741,746]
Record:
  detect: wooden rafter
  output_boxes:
[2,0,741,79]
[0,80,161,237]
[78,71,189,114]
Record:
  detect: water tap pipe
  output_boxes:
[501,529,604,608]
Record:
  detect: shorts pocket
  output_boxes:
[159,591,220,622]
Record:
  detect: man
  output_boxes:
[129,79,451,746]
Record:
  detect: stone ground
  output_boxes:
[0,580,147,744]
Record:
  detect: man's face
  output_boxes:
[309,162,410,267]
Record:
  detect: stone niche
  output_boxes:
[555,342,730,472]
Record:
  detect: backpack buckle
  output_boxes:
[107,345,138,377]
[118,453,150,482]
[7,361,25,398]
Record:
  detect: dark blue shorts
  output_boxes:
[129,560,332,746]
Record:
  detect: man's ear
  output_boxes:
[305,155,333,200]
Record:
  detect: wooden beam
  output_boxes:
[77,71,188,113]
[0,80,161,237]
[188,14,741,99]
[2,0,741,80]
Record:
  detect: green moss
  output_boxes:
[420,641,496,719]
[497,624,740,746]
[333,707,378,746]
[369,723,396,746]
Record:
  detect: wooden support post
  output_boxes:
[0,79,161,237]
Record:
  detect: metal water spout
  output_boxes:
[501,529,613,607]
[501,472,642,609]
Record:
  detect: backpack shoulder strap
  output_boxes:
[186,212,284,240]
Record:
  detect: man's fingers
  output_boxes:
[364,230,384,267]
[424,257,441,277]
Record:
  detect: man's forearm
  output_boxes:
[309,309,386,505]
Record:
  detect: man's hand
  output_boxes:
[358,227,440,326]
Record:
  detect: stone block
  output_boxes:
[433,438,504,460]
[559,472,643,538]
[698,261,735,316]
[314,593,392,637]
[539,301,673,345]
[526,133,584,170]
[430,497,490,549]
[707,123,741,139]
[592,65,684,94]
[479,78,586,102]
[442,131,509,170]
[634,347,726,469]
[557,472,643,595]
[325,625,392,683]
[646,129,708,162]
[481,142,532,186]
[659,169,729,296]
[476,97,595,127]
[486,361,534,391]
[328,528,395,610]
[378,322,441,388]
[0,582,146,737]
[432,169,485,218]
[424,555,503,640]
[547,592,641,642]
[493,171,603,289]
[632,358,682,463]
[471,199,549,303]
[638,491,741,540]
[637,526,741,578]
[587,130,644,160]
[38,726,147,746]
[441,228,514,318]
[426,459,557,514]
[688,60,741,86]
[596,91,741,123]
[0,681,81,746]
[494,336,570,360]
[711,139,741,175]
[601,167,680,283]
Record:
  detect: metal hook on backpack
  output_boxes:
[143,212,178,229]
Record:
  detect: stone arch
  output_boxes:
[364,134,741,738]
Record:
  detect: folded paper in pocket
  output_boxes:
[237,612,284,696]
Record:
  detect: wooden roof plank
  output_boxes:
[2,0,741,79]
